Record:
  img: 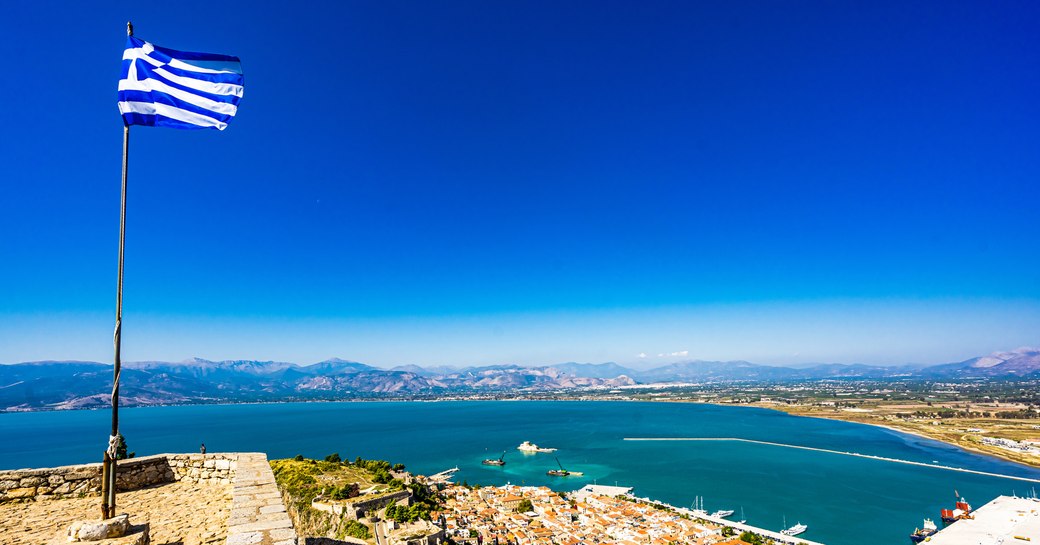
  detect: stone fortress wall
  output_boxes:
[1,452,298,545]
[0,453,237,503]
[310,489,411,519]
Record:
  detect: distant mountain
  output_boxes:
[126,358,297,377]
[2,348,1036,411]
[298,358,378,376]
[548,362,636,379]
[918,348,1040,378]
[0,358,635,411]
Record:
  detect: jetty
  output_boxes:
[427,466,460,483]
[625,437,1040,484]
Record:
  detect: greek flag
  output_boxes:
[118,36,243,130]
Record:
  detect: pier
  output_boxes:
[427,466,460,483]
[624,437,1040,484]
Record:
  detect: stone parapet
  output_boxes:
[0,453,239,503]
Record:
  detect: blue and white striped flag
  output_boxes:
[118,36,243,130]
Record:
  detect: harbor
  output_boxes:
[926,495,1040,544]
[6,400,1037,545]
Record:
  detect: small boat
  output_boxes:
[710,509,734,518]
[782,523,808,536]
[547,457,580,476]
[909,518,938,543]
[518,441,557,453]
[482,451,506,466]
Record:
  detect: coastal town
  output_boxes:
[437,484,741,545]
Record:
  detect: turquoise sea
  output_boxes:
[4,401,1040,545]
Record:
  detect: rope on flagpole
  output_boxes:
[102,19,132,521]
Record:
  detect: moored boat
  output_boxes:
[909,518,938,542]
[482,451,506,466]
[547,457,580,476]
[782,522,808,536]
[941,498,973,524]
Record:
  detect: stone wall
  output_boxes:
[343,490,411,519]
[0,464,99,502]
[303,538,367,545]
[0,453,239,503]
[165,453,236,484]
[384,520,444,545]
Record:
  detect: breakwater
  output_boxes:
[624,437,1040,484]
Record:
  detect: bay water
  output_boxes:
[4,400,1039,545]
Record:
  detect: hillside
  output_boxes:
[2,348,1037,411]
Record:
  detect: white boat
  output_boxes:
[782,522,808,536]
[518,441,557,453]
[710,509,734,518]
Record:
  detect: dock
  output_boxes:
[926,495,1040,545]
[427,466,460,483]
[616,492,826,545]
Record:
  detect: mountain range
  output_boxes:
[1,348,1037,411]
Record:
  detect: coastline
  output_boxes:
[750,403,1040,470]
[7,394,1039,471]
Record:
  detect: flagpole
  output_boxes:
[102,19,133,521]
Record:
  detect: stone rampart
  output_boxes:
[343,490,410,519]
[0,453,238,503]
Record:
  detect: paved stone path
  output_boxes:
[0,479,231,545]
[225,453,296,545]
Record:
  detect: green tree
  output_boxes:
[338,520,370,540]
[372,469,391,483]
[330,483,359,500]
[325,452,342,463]
[115,433,135,460]
[516,499,533,512]
[739,531,764,545]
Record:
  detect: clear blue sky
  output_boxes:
[1,1,1038,367]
